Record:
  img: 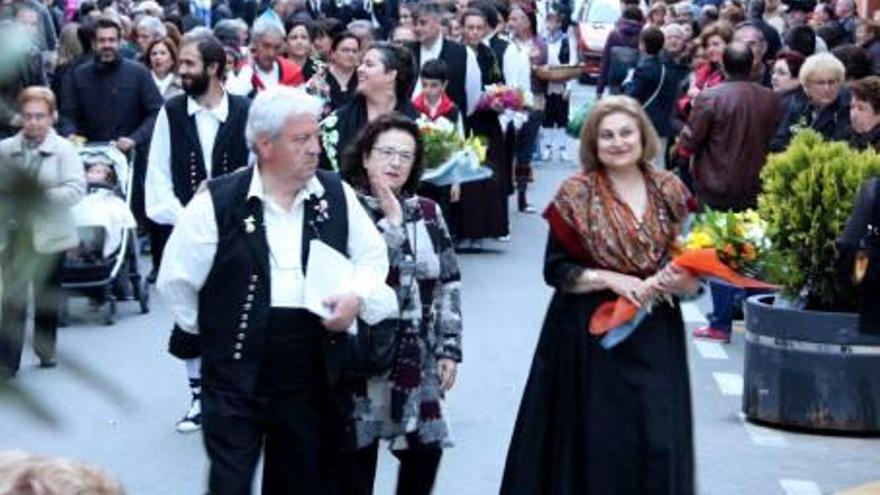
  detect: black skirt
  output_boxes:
[450,110,510,240]
[500,290,695,495]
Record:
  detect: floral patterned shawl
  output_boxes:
[544,168,691,277]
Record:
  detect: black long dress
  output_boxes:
[500,234,695,495]
[453,43,510,240]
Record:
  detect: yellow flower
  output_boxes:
[685,230,715,250]
[465,135,487,163]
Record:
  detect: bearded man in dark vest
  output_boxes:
[146,31,251,435]
[157,86,398,495]
[410,1,482,117]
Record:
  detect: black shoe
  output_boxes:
[39,359,57,369]
[147,268,158,284]
[176,397,202,433]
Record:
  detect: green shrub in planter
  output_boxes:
[758,130,880,311]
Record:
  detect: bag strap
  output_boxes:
[643,63,666,110]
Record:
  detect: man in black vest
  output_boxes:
[473,0,513,81]
[146,32,251,435]
[157,86,397,495]
[410,1,482,117]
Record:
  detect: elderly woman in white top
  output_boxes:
[0,86,85,377]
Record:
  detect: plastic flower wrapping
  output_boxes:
[476,84,533,130]
[416,117,492,187]
[592,208,777,349]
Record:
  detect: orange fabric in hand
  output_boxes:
[589,249,776,336]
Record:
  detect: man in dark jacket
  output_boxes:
[59,16,162,151]
[59,16,163,233]
[678,42,781,210]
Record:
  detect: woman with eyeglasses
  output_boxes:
[319,42,418,172]
[0,87,85,377]
[339,113,462,495]
[770,52,853,152]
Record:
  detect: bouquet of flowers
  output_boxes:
[592,208,778,348]
[417,117,492,187]
[476,84,533,130]
[680,209,770,278]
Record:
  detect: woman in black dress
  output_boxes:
[455,7,510,247]
[500,95,700,495]
[320,42,418,171]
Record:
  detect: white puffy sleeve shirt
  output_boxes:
[157,167,398,334]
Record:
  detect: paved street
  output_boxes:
[2,85,879,494]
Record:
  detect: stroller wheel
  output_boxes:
[139,279,150,314]
[105,299,116,326]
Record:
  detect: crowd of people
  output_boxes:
[1,0,880,492]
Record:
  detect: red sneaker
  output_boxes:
[692,326,731,343]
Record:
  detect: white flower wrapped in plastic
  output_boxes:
[416,117,492,186]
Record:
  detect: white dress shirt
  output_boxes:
[546,32,579,95]
[224,65,255,97]
[504,38,533,93]
[254,62,280,88]
[157,166,397,334]
[413,37,483,116]
[485,34,532,94]
[146,93,230,226]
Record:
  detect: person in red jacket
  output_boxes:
[248,20,304,94]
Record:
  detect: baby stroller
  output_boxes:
[60,143,149,325]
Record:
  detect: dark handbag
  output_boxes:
[323,318,396,385]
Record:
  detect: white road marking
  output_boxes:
[739,412,789,447]
[779,479,822,495]
[681,302,708,324]
[713,372,743,396]
[693,340,730,360]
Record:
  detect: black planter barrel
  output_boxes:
[743,295,880,433]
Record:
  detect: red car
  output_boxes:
[574,0,621,80]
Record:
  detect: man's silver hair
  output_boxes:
[137,15,167,38]
[187,26,213,38]
[245,86,324,149]
[251,19,285,45]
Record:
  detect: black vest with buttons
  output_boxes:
[165,93,251,206]
[197,167,349,395]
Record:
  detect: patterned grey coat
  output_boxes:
[348,193,463,450]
